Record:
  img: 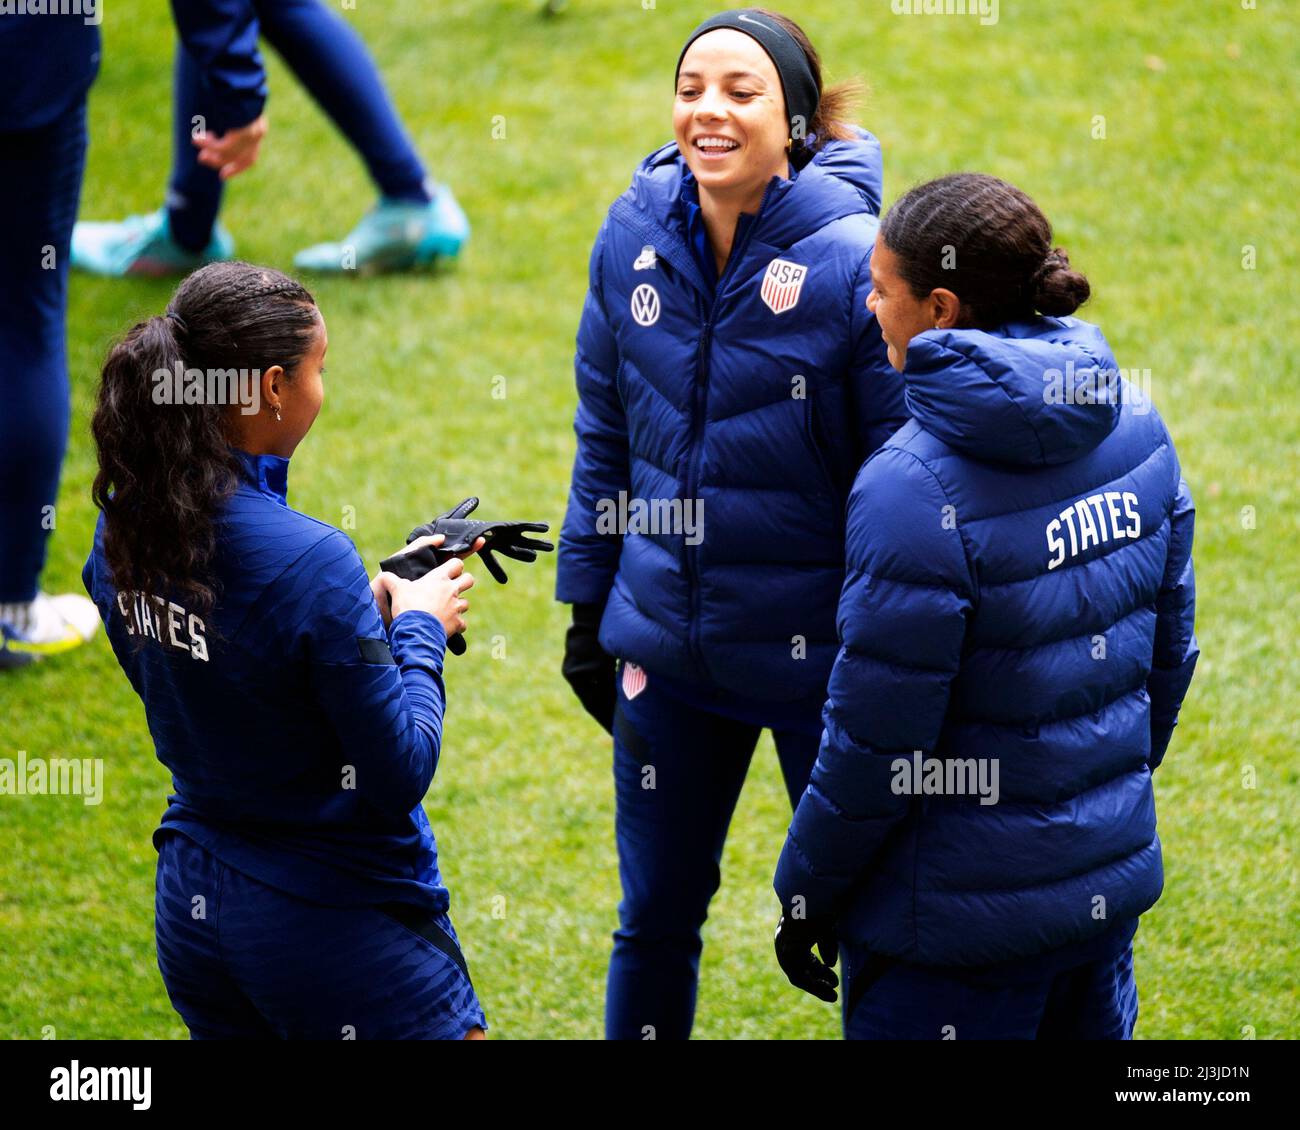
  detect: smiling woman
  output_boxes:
[672,9,863,274]
[556,6,907,1041]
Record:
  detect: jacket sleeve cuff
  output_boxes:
[387,610,447,673]
[216,90,267,128]
[773,834,851,922]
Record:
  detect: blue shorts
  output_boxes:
[155,831,486,1040]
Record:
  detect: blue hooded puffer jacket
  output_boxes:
[557,132,908,705]
[774,317,1198,966]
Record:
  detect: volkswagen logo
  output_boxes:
[630,284,660,327]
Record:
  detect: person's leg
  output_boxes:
[253,0,429,202]
[154,833,277,1039]
[1037,943,1140,1040]
[772,727,821,809]
[0,104,81,604]
[70,44,236,278]
[248,0,467,273]
[606,668,762,1040]
[165,43,227,253]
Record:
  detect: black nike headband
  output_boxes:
[675,9,820,141]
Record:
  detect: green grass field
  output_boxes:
[1,0,1296,1040]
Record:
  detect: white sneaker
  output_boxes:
[0,592,101,669]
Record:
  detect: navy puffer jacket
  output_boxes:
[774,317,1198,965]
[557,132,907,704]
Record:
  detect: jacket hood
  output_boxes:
[622,127,883,248]
[903,318,1123,467]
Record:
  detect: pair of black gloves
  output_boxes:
[381,498,553,654]
[561,600,840,1003]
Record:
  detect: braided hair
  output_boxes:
[880,173,1091,329]
[92,261,318,613]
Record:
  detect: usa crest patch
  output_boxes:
[760,258,808,315]
[622,661,647,701]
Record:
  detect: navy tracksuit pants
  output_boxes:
[167,0,430,251]
[606,663,821,1041]
[0,99,86,602]
[841,926,1140,1040]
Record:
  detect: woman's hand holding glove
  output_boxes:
[372,533,479,639]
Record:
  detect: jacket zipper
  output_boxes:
[682,180,780,669]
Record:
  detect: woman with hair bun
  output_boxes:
[773,173,1199,1039]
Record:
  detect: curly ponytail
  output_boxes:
[91,261,317,613]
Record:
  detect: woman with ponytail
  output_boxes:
[773,174,1199,1039]
[85,261,488,1039]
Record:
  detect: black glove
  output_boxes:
[774,912,839,1003]
[392,497,554,585]
[380,497,554,655]
[562,601,616,734]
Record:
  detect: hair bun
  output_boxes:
[1031,247,1090,317]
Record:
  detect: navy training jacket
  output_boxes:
[556,130,908,706]
[84,449,452,914]
[774,317,1198,966]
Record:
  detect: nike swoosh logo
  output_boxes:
[738,13,775,31]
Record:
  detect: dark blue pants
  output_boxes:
[168,0,430,251]
[0,99,86,602]
[155,831,486,1040]
[842,936,1139,1040]
[606,667,821,1040]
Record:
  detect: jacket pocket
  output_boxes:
[803,394,841,505]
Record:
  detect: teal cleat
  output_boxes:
[292,185,470,275]
[71,209,234,278]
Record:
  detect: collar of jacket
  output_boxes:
[678,169,762,288]
[610,127,883,295]
[231,447,290,505]
[902,317,1124,467]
